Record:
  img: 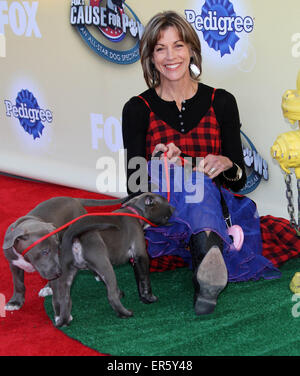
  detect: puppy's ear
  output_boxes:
[3,215,39,249]
[3,218,56,250]
[3,224,27,250]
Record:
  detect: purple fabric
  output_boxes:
[145,161,280,282]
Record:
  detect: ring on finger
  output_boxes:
[209,167,216,174]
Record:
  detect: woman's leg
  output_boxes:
[189,231,228,315]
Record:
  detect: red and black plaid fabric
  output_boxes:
[260,215,300,268]
[149,255,187,272]
[139,90,221,160]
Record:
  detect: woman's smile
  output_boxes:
[164,63,181,70]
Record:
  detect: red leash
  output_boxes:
[163,153,171,202]
[21,212,158,256]
[22,153,187,256]
[163,152,190,202]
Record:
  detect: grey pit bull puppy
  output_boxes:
[2,195,128,311]
[50,192,174,327]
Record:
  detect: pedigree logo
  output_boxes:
[185,0,254,57]
[4,89,53,140]
[70,0,144,64]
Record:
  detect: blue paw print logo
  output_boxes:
[239,131,268,194]
[243,147,253,167]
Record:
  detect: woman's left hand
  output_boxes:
[195,154,233,179]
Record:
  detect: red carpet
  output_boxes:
[0,174,121,356]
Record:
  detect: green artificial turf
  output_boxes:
[44,258,300,356]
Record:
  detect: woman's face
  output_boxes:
[152,26,192,86]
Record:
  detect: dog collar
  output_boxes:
[123,206,146,227]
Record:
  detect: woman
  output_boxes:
[122,11,280,315]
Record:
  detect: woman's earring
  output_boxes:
[151,63,158,84]
[189,62,200,77]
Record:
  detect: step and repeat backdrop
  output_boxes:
[0,0,299,217]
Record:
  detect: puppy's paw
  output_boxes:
[38,286,53,297]
[5,298,23,311]
[54,315,73,327]
[140,294,158,304]
[5,302,22,311]
[117,310,133,318]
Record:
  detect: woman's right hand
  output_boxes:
[152,143,168,157]
[152,143,182,163]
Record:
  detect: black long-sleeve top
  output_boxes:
[122,82,246,194]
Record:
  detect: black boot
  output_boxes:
[189,231,228,315]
